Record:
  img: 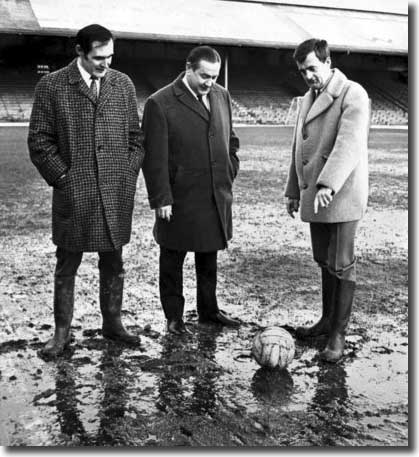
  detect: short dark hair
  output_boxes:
[75,24,114,54]
[186,45,221,70]
[293,39,330,64]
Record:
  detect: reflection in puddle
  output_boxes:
[251,367,294,406]
[0,323,408,446]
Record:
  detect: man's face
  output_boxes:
[296,51,331,90]
[186,59,221,96]
[77,39,114,79]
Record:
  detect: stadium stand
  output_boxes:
[115,62,155,114]
[229,67,408,126]
[0,0,408,125]
[0,66,37,121]
[351,72,408,125]
[229,66,298,124]
[0,63,408,126]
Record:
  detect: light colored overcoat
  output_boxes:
[28,59,144,252]
[285,68,370,223]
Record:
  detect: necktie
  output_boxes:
[90,75,98,101]
[197,94,209,113]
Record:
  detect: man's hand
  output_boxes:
[314,187,333,214]
[286,198,300,218]
[156,205,172,221]
[54,173,67,189]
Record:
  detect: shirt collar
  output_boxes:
[182,74,208,102]
[182,74,199,99]
[77,57,100,89]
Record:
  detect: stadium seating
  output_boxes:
[348,71,408,125]
[0,63,408,126]
[0,67,37,121]
[229,66,299,124]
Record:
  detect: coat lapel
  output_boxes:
[208,87,223,128]
[67,59,97,105]
[305,91,334,124]
[299,91,314,126]
[304,68,348,125]
[172,74,210,122]
[96,72,116,114]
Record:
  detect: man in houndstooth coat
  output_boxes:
[28,24,144,358]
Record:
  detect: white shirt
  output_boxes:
[182,74,210,111]
[77,58,101,92]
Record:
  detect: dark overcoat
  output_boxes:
[28,59,144,252]
[142,74,239,252]
[285,68,370,223]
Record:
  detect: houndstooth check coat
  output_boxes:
[28,59,144,252]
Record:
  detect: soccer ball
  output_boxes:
[252,326,295,369]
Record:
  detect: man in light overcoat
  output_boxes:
[285,38,370,362]
[142,46,240,334]
[28,24,144,357]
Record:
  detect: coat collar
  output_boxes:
[67,58,116,112]
[172,72,211,122]
[302,68,348,125]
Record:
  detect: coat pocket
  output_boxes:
[52,173,72,219]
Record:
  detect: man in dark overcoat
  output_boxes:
[142,46,240,334]
[28,24,144,357]
[285,39,370,362]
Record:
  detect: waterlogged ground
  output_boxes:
[0,127,408,447]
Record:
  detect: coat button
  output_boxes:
[303,184,308,189]
[302,132,308,140]
[302,159,308,165]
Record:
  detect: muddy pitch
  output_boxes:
[0,127,408,446]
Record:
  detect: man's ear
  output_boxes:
[75,44,84,57]
[325,57,332,67]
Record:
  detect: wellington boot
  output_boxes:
[100,271,141,346]
[320,279,355,363]
[296,268,336,339]
[40,276,75,358]
[41,329,72,358]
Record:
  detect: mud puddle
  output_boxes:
[0,312,408,446]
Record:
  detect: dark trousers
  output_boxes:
[55,247,124,278]
[310,221,358,281]
[159,247,219,321]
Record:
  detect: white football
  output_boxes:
[252,326,295,369]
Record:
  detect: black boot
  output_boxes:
[320,279,355,363]
[40,276,74,358]
[167,318,191,335]
[100,271,141,345]
[296,268,336,339]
